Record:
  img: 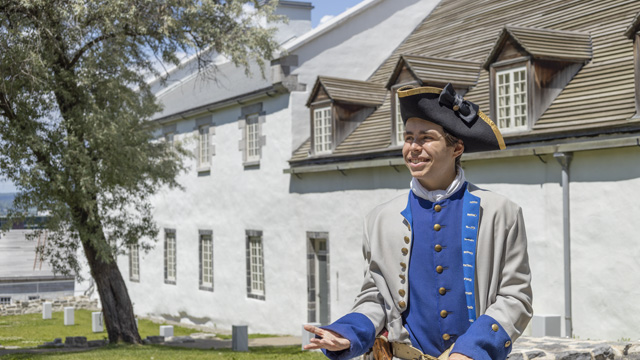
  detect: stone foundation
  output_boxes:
[510,336,640,360]
[0,296,99,316]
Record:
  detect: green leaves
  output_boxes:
[0,0,280,273]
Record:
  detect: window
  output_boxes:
[496,67,528,132]
[0,297,10,305]
[199,231,213,291]
[164,132,174,150]
[246,230,265,300]
[130,244,140,282]
[164,229,177,284]
[314,107,332,154]
[28,295,40,301]
[395,92,405,145]
[245,114,260,163]
[198,125,211,168]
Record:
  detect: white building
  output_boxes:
[122,0,640,341]
[120,0,440,335]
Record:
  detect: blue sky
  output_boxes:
[311,0,365,27]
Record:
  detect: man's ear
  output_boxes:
[453,141,464,157]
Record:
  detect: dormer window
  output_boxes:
[306,76,386,156]
[314,107,332,154]
[386,55,482,145]
[484,25,592,133]
[496,67,528,132]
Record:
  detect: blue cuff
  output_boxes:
[450,314,512,360]
[319,312,376,360]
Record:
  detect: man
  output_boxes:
[304,84,533,360]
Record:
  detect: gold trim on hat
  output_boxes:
[478,111,506,150]
[397,86,443,98]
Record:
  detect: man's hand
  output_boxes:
[449,353,473,360]
[303,324,351,352]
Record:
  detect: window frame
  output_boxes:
[197,125,211,169]
[199,230,214,292]
[495,66,528,133]
[0,297,11,305]
[312,105,333,155]
[245,113,261,163]
[246,230,265,300]
[164,229,177,285]
[129,244,140,282]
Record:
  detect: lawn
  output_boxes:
[0,310,327,359]
[0,345,327,359]
[0,309,200,348]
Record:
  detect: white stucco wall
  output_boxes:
[464,147,640,341]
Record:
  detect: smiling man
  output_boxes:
[304,84,533,360]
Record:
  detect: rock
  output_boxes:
[88,339,107,347]
[145,336,165,344]
[526,350,546,359]
[556,350,591,360]
[507,352,524,359]
[53,338,62,344]
[592,345,614,360]
[65,336,88,348]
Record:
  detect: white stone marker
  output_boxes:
[302,323,321,351]
[92,312,104,332]
[42,302,52,320]
[159,325,174,337]
[64,307,74,326]
[532,314,561,337]
[232,325,249,352]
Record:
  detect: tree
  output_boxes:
[0,0,280,344]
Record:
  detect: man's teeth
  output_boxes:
[410,159,425,163]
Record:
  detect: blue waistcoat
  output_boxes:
[403,183,475,355]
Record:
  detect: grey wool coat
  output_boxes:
[350,183,533,346]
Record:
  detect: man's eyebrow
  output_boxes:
[404,130,436,135]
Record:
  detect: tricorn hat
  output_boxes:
[397,83,505,153]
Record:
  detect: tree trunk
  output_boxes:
[78,216,142,344]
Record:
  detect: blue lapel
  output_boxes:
[461,188,480,323]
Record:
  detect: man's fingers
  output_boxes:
[303,324,322,336]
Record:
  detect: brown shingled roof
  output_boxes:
[386,55,482,89]
[624,11,640,39]
[291,0,640,165]
[306,76,387,107]
[483,25,593,69]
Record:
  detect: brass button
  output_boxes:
[399,274,406,280]
[404,236,410,244]
[442,333,451,341]
[439,287,446,295]
[398,301,406,308]
[434,244,442,252]
[400,262,407,269]
[453,105,460,111]
[505,341,511,348]
[440,310,448,318]
[401,247,408,255]
[434,204,442,212]
[492,324,499,332]
[436,265,443,273]
[398,289,406,297]
[434,224,441,231]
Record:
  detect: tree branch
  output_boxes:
[68,32,117,69]
[0,91,16,121]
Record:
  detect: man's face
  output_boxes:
[402,117,464,191]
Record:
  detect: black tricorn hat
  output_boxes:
[398,83,505,153]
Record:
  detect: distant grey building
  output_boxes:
[0,229,74,304]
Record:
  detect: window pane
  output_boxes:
[496,67,527,131]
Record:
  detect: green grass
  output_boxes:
[0,344,327,359]
[0,310,200,348]
[216,333,279,340]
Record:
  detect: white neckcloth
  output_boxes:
[410,166,467,203]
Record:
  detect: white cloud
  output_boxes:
[318,15,335,26]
